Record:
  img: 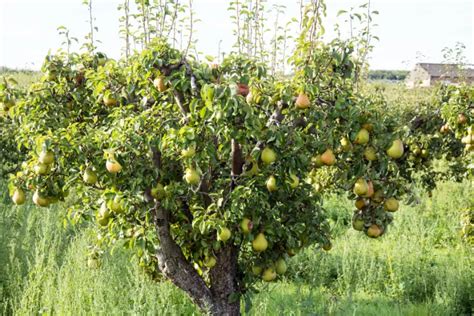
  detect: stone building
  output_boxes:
[405,63,474,88]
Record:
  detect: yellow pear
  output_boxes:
[295,93,310,109]
[106,159,122,173]
[355,128,370,145]
[387,139,404,159]
[355,198,367,210]
[320,149,336,166]
[262,267,277,282]
[384,197,399,212]
[154,76,167,92]
[367,224,383,238]
[340,137,352,151]
[32,190,49,207]
[353,178,369,196]
[252,233,268,252]
[266,175,277,192]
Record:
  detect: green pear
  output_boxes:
[355,128,370,144]
[151,183,166,199]
[218,227,231,242]
[384,197,399,212]
[287,173,300,189]
[275,258,287,275]
[12,188,26,205]
[364,147,377,161]
[184,168,201,185]
[240,218,253,234]
[39,150,54,164]
[83,168,98,185]
[262,267,277,282]
[387,139,404,159]
[252,265,263,275]
[261,147,277,165]
[204,256,217,268]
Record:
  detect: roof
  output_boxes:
[418,63,474,78]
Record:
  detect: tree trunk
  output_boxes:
[153,205,241,316]
[209,244,241,315]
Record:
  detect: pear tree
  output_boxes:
[3,4,472,316]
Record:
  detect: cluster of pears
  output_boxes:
[352,177,399,238]
[406,140,430,163]
[11,149,59,207]
[461,126,474,152]
[96,194,124,226]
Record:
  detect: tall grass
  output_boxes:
[1,179,472,315]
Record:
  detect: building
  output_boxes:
[405,63,474,88]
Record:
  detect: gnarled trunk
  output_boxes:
[153,205,241,316]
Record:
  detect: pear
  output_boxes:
[262,267,277,282]
[457,113,467,125]
[367,224,383,238]
[320,149,336,166]
[287,173,300,189]
[240,218,253,234]
[352,214,365,231]
[387,139,404,159]
[204,256,217,268]
[151,183,166,199]
[39,150,54,164]
[312,154,324,167]
[340,137,352,151]
[266,175,277,192]
[244,160,259,176]
[353,178,369,196]
[252,233,268,252]
[154,76,167,92]
[372,190,384,203]
[83,168,98,185]
[295,93,310,109]
[184,168,200,185]
[34,163,50,175]
[364,181,374,198]
[252,265,263,276]
[275,258,287,274]
[384,197,399,212]
[364,147,377,161]
[218,227,231,242]
[103,95,117,106]
[355,198,367,210]
[261,147,277,165]
[109,195,124,213]
[12,188,26,205]
[355,128,370,145]
[181,146,196,158]
[106,159,122,173]
[33,191,49,207]
[322,242,332,251]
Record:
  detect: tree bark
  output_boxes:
[209,244,241,316]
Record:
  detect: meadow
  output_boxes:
[0,72,472,315]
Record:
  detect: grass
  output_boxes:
[1,179,472,315]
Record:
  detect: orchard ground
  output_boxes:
[0,73,472,315]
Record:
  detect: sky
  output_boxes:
[0,0,472,70]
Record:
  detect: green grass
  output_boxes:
[1,179,472,315]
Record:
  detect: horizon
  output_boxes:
[1,0,473,71]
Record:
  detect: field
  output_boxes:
[1,172,472,315]
[1,73,472,315]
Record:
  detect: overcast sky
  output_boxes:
[0,0,472,70]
